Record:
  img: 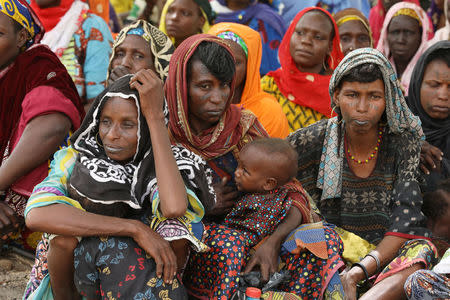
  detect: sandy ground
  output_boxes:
[0,250,34,300]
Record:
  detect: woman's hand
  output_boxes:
[130,69,165,121]
[208,177,238,216]
[0,202,21,239]
[132,221,178,284]
[420,141,443,174]
[244,237,281,282]
[108,65,132,85]
[340,268,359,300]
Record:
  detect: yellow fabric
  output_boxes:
[334,227,376,265]
[209,23,289,138]
[0,0,36,37]
[393,8,422,26]
[159,0,211,45]
[261,75,327,132]
[110,0,133,14]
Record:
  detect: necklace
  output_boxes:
[346,126,383,164]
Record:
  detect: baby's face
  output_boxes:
[234,146,270,193]
[431,195,450,242]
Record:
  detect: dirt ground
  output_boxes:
[0,250,34,300]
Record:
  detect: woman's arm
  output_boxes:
[130,70,187,218]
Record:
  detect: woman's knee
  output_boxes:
[49,236,79,253]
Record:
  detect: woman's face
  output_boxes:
[188,59,231,134]
[387,15,421,64]
[165,0,205,44]
[420,59,450,120]
[110,35,155,74]
[338,20,371,56]
[334,79,386,134]
[383,0,401,11]
[289,11,333,73]
[0,14,25,70]
[227,40,247,92]
[99,97,139,163]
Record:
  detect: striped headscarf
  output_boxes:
[317,47,423,200]
[108,20,174,82]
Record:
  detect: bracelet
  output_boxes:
[351,262,370,282]
[366,252,381,273]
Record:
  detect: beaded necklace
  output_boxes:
[345,126,384,164]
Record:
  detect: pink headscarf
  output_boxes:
[376,2,434,96]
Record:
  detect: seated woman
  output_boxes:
[288,48,439,300]
[334,7,373,56]
[165,34,345,299]
[376,2,433,96]
[407,41,449,193]
[208,22,289,139]
[0,0,83,251]
[24,73,216,299]
[30,0,113,111]
[159,0,214,48]
[261,7,344,132]
[210,0,286,76]
[369,0,422,47]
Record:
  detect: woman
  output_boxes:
[30,0,113,111]
[0,0,84,251]
[159,0,214,48]
[288,48,438,300]
[23,19,182,299]
[166,34,345,300]
[334,7,373,56]
[376,2,433,96]
[261,7,344,132]
[369,0,422,47]
[208,22,289,139]
[24,73,216,299]
[428,0,449,46]
[108,20,175,84]
[211,0,286,76]
[407,41,449,193]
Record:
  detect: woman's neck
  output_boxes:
[296,62,324,74]
[345,124,380,157]
[231,84,244,104]
[393,58,409,79]
[226,0,250,11]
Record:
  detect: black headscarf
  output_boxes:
[69,75,216,217]
[408,41,450,160]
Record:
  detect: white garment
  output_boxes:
[41,0,89,57]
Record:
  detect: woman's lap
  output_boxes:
[404,269,450,300]
[74,236,187,299]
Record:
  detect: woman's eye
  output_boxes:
[116,51,125,57]
[315,35,323,40]
[181,10,190,16]
[100,119,111,126]
[134,53,144,59]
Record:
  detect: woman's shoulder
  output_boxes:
[288,119,328,148]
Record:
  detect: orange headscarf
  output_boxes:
[209,23,289,138]
[268,7,344,118]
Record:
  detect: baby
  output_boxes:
[224,138,313,248]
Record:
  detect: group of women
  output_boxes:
[0,0,449,299]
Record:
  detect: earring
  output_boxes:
[95,132,103,147]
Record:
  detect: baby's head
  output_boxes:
[422,179,450,242]
[234,138,298,193]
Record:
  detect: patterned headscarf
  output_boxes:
[317,48,423,200]
[0,0,43,47]
[108,20,174,82]
[217,31,248,57]
[70,74,216,213]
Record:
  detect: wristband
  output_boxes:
[352,262,370,282]
[366,252,381,273]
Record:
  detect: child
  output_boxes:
[224,138,313,248]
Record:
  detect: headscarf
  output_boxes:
[268,7,344,118]
[70,74,216,213]
[108,20,174,82]
[209,22,290,138]
[0,0,43,47]
[428,0,449,46]
[377,2,434,96]
[0,0,83,171]
[334,7,373,47]
[166,34,268,160]
[318,48,423,200]
[30,0,73,32]
[214,0,285,39]
[407,41,450,159]
[159,0,214,44]
[369,0,421,47]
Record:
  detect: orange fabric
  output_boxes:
[209,23,290,139]
[86,0,109,25]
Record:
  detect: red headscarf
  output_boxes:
[267,7,343,118]
[369,0,421,47]
[30,0,74,32]
[166,34,267,160]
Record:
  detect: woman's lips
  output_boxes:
[354,119,369,126]
[294,49,313,57]
[104,145,122,153]
[431,105,449,113]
